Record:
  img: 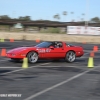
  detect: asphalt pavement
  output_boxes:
[0,40,100,100]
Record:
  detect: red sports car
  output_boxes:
[6,41,84,63]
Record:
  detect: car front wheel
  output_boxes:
[65,51,76,63]
[27,51,38,63]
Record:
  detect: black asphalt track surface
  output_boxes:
[0,40,100,100]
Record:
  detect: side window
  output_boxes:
[49,43,55,47]
[55,42,63,48]
[58,42,63,48]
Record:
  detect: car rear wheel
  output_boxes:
[65,51,76,63]
[27,51,38,63]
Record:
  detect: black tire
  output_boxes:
[65,51,76,63]
[27,51,38,63]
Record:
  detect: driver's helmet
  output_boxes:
[54,42,62,48]
[54,42,58,47]
[58,42,62,47]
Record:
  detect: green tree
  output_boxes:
[56,14,60,21]
[63,11,67,22]
[71,12,74,22]
[18,16,31,21]
[0,15,11,19]
[71,19,75,22]
[53,14,60,21]
[90,17,100,23]
[82,13,85,21]
[81,18,84,21]
[82,13,85,16]
[53,15,57,21]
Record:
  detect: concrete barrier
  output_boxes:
[0,32,100,43]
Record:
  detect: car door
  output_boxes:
[37,48,47,58]
[45,42,65,58]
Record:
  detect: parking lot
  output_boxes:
[0,40,100,100]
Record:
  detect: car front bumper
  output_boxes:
[6,53,26,59]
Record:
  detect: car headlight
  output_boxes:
[20,54,26,56]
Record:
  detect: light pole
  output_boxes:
[85,0,89,27]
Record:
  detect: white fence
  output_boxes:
[67,26,100,35]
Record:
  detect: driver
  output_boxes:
[50,42,62,48]
[54,42,61,48]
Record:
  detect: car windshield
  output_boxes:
[35,42,53,48]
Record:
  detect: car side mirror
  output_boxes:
[49,46,54,49]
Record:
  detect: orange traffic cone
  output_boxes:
[36,39,40,43]
[90,51,94,57]
[93,46,98,52]
[10,39,14,42]
[82,42,86,44]
[1,49,6,56]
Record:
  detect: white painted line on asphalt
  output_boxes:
[0,65,79,69]
[79,52,89,59]
[81,56,100,58]
[84,50,94,52]
[35,65,80,68]
[3,41,23,42]
[84,52,89,55]
[24,66,100,100]
[0,63,51,75]
[84,50,100,53]
[37,66,61,67]
[0,59,9,62]
[0,67,20,68]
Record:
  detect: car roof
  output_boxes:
[45,41,63,43]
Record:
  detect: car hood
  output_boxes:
[7,47,36,54]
